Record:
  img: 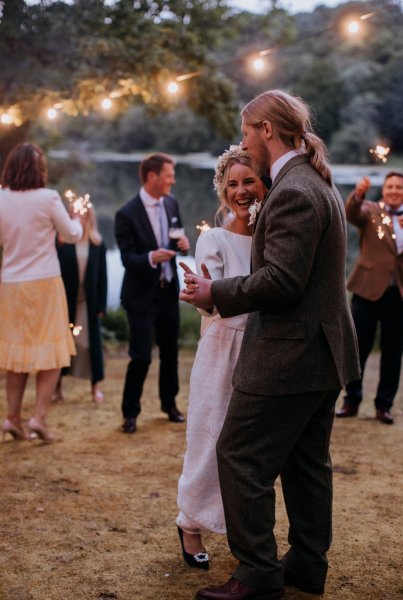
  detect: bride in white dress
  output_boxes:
[176,145,267,569]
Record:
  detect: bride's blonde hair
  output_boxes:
[213,145,253,225]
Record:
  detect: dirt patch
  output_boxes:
[1,350,402,600]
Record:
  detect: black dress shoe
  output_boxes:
[162,405,185,423]
[177,526,209,570]
[284,570,324,595]
[196,578,284,600]
[336,403,358,418]
[376,409,394,424]
[122,417,137,433]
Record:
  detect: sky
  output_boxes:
[230,0,366,13]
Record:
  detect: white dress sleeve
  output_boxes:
[195,229,224,317]
[49,191,83,242]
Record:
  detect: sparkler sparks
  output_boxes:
[369,145,390,163]
[196,221,211,233]
[69,323,82,336]
[64,189,93,215]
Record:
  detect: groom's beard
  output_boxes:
[251,139,271,178]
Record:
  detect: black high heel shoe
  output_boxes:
[177,526,209,570]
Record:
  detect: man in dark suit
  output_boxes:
[337,173,403,424]
[115,153,190,433]
[180,90,360,600]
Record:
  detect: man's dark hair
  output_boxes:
[139,153,174,184]
[384,171,403,183]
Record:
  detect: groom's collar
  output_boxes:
[270,149,305,182]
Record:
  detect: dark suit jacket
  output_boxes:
[211,155,360,396]
[346,194,403,301]
[114,193,183,312]
[57,240,107,384]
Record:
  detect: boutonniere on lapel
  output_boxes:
[248,199,264,226]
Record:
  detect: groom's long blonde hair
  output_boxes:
[241,90,332,186]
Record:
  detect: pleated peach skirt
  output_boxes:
[0,276,76,372]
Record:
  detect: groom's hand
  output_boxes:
[179,262,214,310]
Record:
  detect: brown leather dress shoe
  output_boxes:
[336,403,358,418]
[122,417,137,433]
[195,578,284,600]
[284,570,324,595]
[376,409,394,424]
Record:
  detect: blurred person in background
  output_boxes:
[115,153,189,434]
[55,204,107,404]
[337,172,403,424]
[0,143,82,442]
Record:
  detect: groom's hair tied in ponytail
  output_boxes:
[242,90,332,186]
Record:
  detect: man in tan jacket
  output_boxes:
[337,172,403,424]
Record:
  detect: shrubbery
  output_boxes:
[102,303,201,349]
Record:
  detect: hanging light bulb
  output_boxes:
[47,107,58,120]
[101,98,112,110]
[347,20,360,34]
[1,113,13,125]
[252,58,265,71]
[167,81,179,94]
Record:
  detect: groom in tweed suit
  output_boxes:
[180,90,360,600]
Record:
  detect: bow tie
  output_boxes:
[389,209,403,216]
[260,175,272,190]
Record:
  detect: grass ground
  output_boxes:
[0,348,402,600]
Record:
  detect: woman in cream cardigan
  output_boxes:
[0,143,83,442]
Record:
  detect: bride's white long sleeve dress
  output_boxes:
[177,227,251,534]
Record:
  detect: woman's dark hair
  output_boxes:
[1,142,48,190]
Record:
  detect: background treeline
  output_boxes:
[19,0,403,164]
[1,0,402,163]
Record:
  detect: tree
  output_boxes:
[0,0,240,161]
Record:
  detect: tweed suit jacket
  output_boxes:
[115,193,182,312]
[211,155,360,396]
[345,193,403,301]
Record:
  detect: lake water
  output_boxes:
[49,153,389,309]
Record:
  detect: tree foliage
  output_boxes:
[1,0,403,163]
[0,0,241,159]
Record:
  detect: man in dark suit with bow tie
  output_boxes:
[337,172,403,424]
[180,90,360,600]
[115,153,190,433]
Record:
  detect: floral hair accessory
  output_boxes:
[213,144,248,194]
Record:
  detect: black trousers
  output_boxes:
[121,281,179,419]
[345,288,403,410]
[216,388,339,592]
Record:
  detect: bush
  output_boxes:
[179,303,201,349]
[102,308,129,342]
[102,304,201,348]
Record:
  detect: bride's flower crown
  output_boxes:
[213,144,249,194]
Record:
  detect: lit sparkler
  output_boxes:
[196,220,211,233]
[69,323,83,336]
[64,189,93,215]
[369,145,390,163]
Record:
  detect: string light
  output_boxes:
[252,57,265,71]
[1,113,12,125]
[101,98,112,110]
[167,81,179,94]
[47,107,58,120]
[347,20,360,34]
[1,7,389,121]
